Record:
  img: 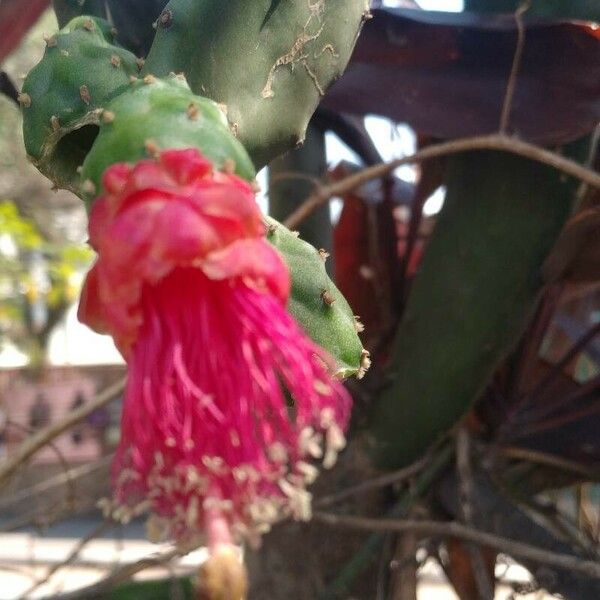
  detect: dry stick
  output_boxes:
[499,0,531,133]
[21,520,113,599]
[283,135,600,230]
[1,498,100,533]
[0,455,112,511]
[498,447,600,481]
[4,419,77,510]
[315,455,428,508]
[313,512,600,580]
[0,378,126,487]
[49,540,201,600]
[456,429,495,600]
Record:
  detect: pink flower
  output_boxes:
[79,149,351,550]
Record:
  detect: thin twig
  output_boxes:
[4,419,79,513]
[0,498,98,533]
[315,455,428,508]
[283,134,600,230]
[456,429,495,600]
[313,512,600,579]
[498,447,600,480]
[0,455,112,511]
[48,539,201,600]
[20,521,113,599]
[517,396,600,439]
[0,378,125,486]
[499,1,531,133]
[268,171,323,189]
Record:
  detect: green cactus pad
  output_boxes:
[144,0,369,167]
[266,217,368,379]
[21,16,140,193]
[79,75,256,202]
[371,151,579,469]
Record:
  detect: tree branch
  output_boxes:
[0,378,125,486]
[283,134,600,230]
[21,521,113,599]
[313,512,600,580]
[499,1,531,133]
[315,455,428,508]
[47,539,201,600]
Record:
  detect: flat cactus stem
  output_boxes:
[371,151,579,469]
[21,16,139,192]
[79,75,256,202]
[52,0,167,56]
[266,217,367,379]
[143,0,370,168]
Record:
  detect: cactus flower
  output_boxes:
[79,149,351,554]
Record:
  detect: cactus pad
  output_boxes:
[21,16,140,193]
[266,216,367,379]
[79,75,256,201]
[144,0,370,167]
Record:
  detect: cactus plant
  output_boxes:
[17,4,370,591]
[77,76,365,374]
[21,16,140,193]
[371,150,580,468]
[78,74,256,199]
[143,0,370,167]
[266,217,367,378]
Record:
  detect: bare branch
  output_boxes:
[21,521,113,599]
[0,456,112,511]
[0,378,125,486]
[499,1,531,133]
[283,134,600,230]
[313,512,600,580]
[498,447,600,481]
[47,540,201,600]
[315,455,428,508]
[456,428,495,599]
